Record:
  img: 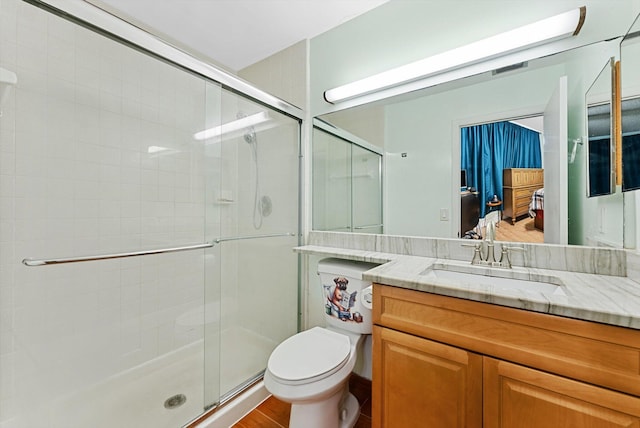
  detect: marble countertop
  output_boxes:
[295,245,640,330]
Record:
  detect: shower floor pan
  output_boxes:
[30,327,276,428]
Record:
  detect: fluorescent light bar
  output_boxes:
[194,111,270,141]
[324,6,586,104]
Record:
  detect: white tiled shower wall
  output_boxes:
[1,1,302,425]
[0,0,218,423]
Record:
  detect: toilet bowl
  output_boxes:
[264,327,362,428]
[264,258,378,428]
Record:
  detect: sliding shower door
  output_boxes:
[352,145,383,233]
[0,1,301,427]
[213,91,300,402]
[312,128,352,232]
[312,124,383,233]
[0,1,220,426]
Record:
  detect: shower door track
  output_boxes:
[22,232,296,266]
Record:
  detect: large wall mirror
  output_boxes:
[314,28,640,247]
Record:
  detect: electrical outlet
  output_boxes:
[440,208,449,221]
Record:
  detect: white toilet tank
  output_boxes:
[317,258,379,335]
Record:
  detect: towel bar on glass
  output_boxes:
[22,232,296,266]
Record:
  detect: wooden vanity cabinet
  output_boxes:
[372,284,640,428]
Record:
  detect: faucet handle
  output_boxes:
[498,245,525,268]
[461,242,483,264]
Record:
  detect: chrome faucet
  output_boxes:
[485,222,496,263]
[462,221,524,268]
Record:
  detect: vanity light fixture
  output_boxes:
[193,111,270,141]
[324,6,586,104]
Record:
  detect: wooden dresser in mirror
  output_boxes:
[502,168,544,225]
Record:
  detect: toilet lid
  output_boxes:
[268,327,351,383]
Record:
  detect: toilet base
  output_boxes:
[289,388,360,428]
[339,392,360,428]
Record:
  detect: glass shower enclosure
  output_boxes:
[312,121,383,234]
[0,1,301,427]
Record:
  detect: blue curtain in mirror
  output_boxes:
[623,133,640,191]
[588,136,612,196]
[621,98,640,192]
[461,121,542,218]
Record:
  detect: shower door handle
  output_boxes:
[212,232,296,244]
[22,242,214,266]
[22,232,297,266]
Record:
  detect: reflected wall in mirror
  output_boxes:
[586,58,615,198]
[318,39,623,247]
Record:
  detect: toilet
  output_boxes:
[264,258,378,428]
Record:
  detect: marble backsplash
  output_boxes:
[307,231,631,278]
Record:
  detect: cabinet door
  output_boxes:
[372,326,482,428]
[484,357,640,428]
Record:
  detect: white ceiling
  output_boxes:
[86,0,389,72]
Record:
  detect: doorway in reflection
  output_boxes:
[461,116,545,244]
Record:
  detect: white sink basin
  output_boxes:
[421,262,567,296]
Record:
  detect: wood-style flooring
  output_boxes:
[494,217,544,243]
[232,375,372,428]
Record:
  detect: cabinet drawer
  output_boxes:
[514,188,534,200]
[515,199,530,214]
[503,168,543,187]
[373,284,640,397]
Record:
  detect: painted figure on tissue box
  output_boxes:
[324,277,363,323]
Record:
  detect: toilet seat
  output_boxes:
[267,327,351,386]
